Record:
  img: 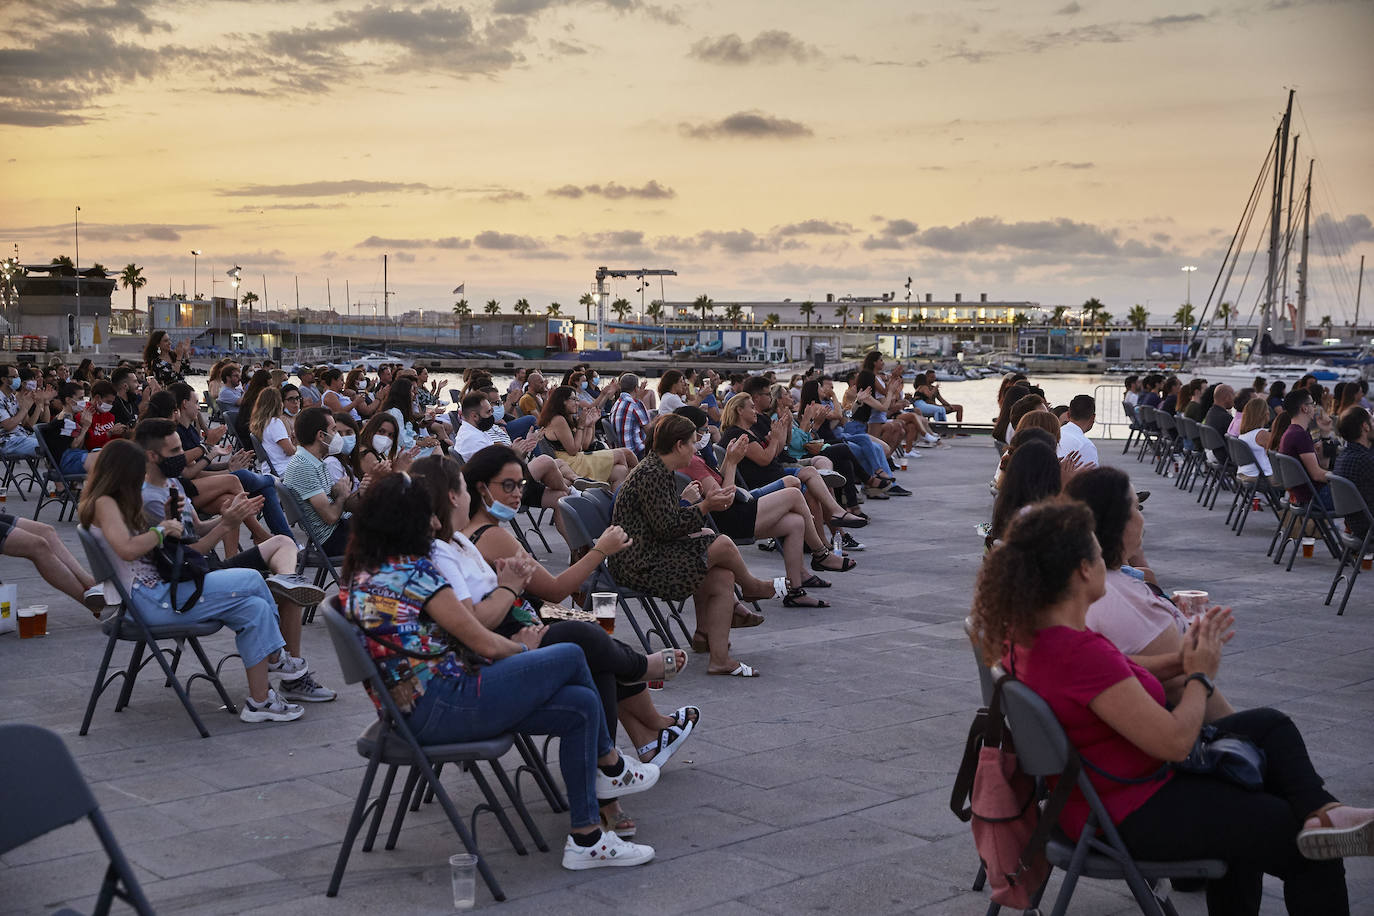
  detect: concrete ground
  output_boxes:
[1,435,1371,915]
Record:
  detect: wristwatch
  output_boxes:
[1183,672,1215,698]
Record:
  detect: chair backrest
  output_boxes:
[77,526,117,586]
[1198,423,1226,452]
[998,679,1073,778]
[599,416,621,449]
[321,598,375,686]
[556,495,595,551]
[1154,411,1176,435]
[1271,451,1310,491]
[580,487,614,525]
[1225,435,1255,470]
[274,479,306,529]
[0,723,100,855]
[562,493,610,542]
[1327,474,1373,523]
[1137,405,1157,429]
[963,616,997,707]
[250,434,280,476]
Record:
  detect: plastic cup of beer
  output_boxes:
[31,604,47,637]
[900,455,908,471]
[1301,537,1315,558]
[591,592,617,634]
[1363,554,1373,572]
[17,607,37,639]
[1171,590,1209,620]
[449,853,477,909]
[0,486,7,505]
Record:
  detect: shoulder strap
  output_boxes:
[469,524,497,544]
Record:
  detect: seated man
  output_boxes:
[1278,387,1333,510]
[610,373,652,457]
[913,369,964,423]
[1057,394,1099,468]
[0,364,47,460]
[282,407,370,556]
[1333,407,1374,542]
[0,511,104,614]
[214,362,244,414]
[1204,384,1236,463]
[135,418,335,703]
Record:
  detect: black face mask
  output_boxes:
[475,414,496,432]
[157,454,188,480]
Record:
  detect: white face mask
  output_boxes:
[326,431,347,455]
[358,379,369,391]
[696,430,711,451]
[372,434,393,454]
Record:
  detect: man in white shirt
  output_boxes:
[1123,375,1141,408]
[455,392,505,462]
[1057,394,1099,467]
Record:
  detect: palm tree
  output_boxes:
[724,303,743,326]
[763,312,780,328]
[119,263,146,313]
[513,297,531,316]
[484,299,501,316]
[49,255,74,271]
[578,292,595,322]
[241,291,259,321]
[1096,311,1112,327]
[1215,301,1233,329]
[1051,305,1070,326]
[452,298,471,320]
[872,311,891,325]
[1173,303,1195,330]
[693,294,714,323]
[611,298,632,322]
[1080,297,1104,327]
[1127,304,1149,330]
[90,262,108,276]
[1011,312,1031,327]
[835,304,852,328]
[798,300,815,327]
[546,301,562,317]
[1319,315,1333,336]
[645,301,664,323]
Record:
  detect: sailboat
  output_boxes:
[1182,91,1370,386]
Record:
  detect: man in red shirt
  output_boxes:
[1278,387,1333,510]
[84,380,123,448]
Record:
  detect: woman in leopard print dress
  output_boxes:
[609,414,783,677]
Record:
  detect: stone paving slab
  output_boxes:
[1,434,1372,914]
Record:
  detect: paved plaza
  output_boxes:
[1,436,1372,915]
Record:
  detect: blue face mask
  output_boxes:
[9,377,19,390]
[483,488,518,521]
[580,381,588,391]
[336,434,356,455]
[492,402,505,421]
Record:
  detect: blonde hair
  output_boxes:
[1238,396,1270,435]
[249,386,284,440]
[720,392,752,429]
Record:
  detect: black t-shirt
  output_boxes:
[112,393,140,428]
[851,371,878,424]
[721,425,787,489]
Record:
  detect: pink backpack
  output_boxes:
[951,676,1079,908]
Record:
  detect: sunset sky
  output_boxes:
[3,0,1373,325]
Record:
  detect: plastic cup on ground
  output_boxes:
[1363,554,1373,572]
[0,486,7,506]
[449,853,477,909]
[1302,538,1315,558]
[900,455,908,471]
[31,605,47,637]
[17,607,36,639]
[591,592,616,635]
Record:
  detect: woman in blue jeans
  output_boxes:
[341,471,661,870]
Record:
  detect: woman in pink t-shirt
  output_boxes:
[973,500,1372,914]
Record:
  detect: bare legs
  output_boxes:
[705,535,775,599]
[3,518,96,606]
[691,566,743,673]
[257,535,305,659]
[753,485,828,584]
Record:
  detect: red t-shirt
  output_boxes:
[1278,424,1316,503]
[85,409,118,449]
[684,454,723,485]
[1005,626,1170,837]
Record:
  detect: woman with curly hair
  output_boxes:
[973,499,1372,914]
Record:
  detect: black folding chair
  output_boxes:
[1270,453,1341,570]
[995,676,1226,916]
[274,480,342,593]
[321,603,546,903]
[33,423,84,521]
[1324,474,1374,615]
[1195,424,1235,509]
[249,433,282,476]
[1134,405,1162,463]
[0,450,40,501]
[1224,437,1285,535]
[76,528,239,739]
[1121,402,1142,455]
[0,724,155,915]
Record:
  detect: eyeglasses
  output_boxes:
[494,477,525,493]
[284,395,302,403]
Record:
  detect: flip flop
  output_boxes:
[709,662,760,677]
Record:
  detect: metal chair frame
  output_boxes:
[1324,474,1374,615]
[1269,452,1341,570]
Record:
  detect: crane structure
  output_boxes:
[592,266,677,349]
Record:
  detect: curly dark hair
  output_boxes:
[972,499,1099,666]
[341,472,436,580]
[989,440,1062,544]
[1064,465,1135,569]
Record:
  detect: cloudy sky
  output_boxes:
[3,0,1372,323]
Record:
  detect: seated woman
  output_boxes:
[913,369,963,423]
[1064,466,1235,720]
[991,382,1032,447]
[354,411,417,476]
[656,370,697,416]
[610,414,792,678]
[249,386,296,475]
[854,351,940,451]
[987,437,1062,546]
[42,382,102,475]
[416,456,693,838]
[233,369,273,445]
[1235,396,1274,479]
[380,377,444,455]
[325,412,359,489]
[538,385,636,488]
[992,412,1068,491]
[81,439,304,723]
[773,384,882,504]
[320,368,369,423]
[973,499,1373,913]
[799,378,898,482]
[676,407,852,607]
[719,393,866,540]
[342,470,660,869]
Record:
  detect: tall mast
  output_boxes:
[1355,255,1365,332]
[1295,159,1313,343]
[383,254,389,321]
[1280,134,1298,336]
[1264,90,1294,344]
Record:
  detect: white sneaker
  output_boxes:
[267,651,308,679]
[239,688,304,723]
[266,573,327,607]
[594,755,659,799]
[922,433,940,444]
[561,830,655,870]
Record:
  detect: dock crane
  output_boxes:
[592,266,677,350]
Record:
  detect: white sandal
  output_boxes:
[709,661,760,678]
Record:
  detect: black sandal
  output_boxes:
[811,548,857,573]
[800,574,832,589]
[782,586,829,608]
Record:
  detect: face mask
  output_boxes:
[157,454,187,479]
[476,414,496,432]
[336,434,355,455]
[580,381,588,391]
[327,432,349,455]
[696,430,711,451]
[483,489,518,521]
[99,402,114,413]
[9,378,19,390]
[492,403,505,421]
[358,379,369,391]
[23,380,37,390]
[592,376,601,386]
[371,434,393,454]
[284,407,298,417]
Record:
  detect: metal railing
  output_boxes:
[1092,383,1130,439]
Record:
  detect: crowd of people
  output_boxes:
[976,370,1374,914]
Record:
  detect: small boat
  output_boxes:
[627,347,671,360]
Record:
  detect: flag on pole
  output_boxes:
[452,283,465,294]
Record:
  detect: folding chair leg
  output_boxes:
[971,860,986,891]
[467,763,529,856]
[114,641,147,712]
[514,733,567,813]
[488,759,549,852]
[1335,563,1362,616]
[362,763,401,852]
[384,767,422,851]
[80,632,126,736]
[183,637,238,714]
[423,765,506,901]
[327,752,385,897]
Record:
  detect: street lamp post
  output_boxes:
[191,249,202,299]
[73,205,81,353]
[228,266,242,333]
[1181,265,1198,305]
